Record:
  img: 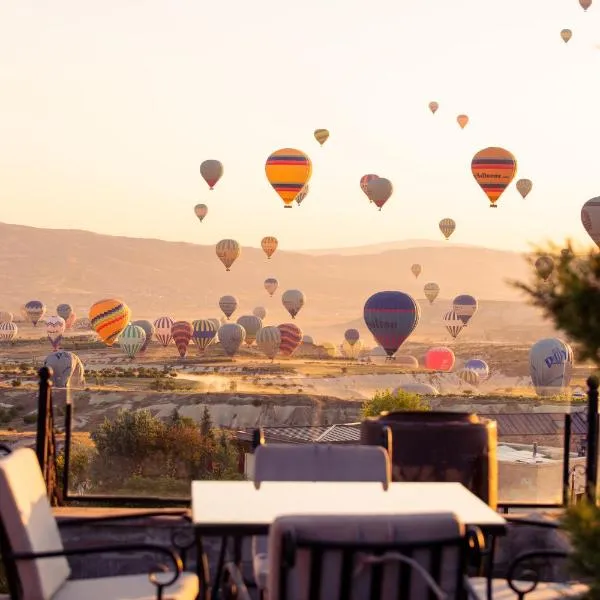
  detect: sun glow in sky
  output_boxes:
[2,0,600,252]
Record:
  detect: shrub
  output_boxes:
[360,389,430,419]
[23,413,37,425]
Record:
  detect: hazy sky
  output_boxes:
[2,0,600,252]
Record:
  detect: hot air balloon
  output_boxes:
[0,311,12,323]
[208,318,221,331]
[44,351,85,389]
[19,304,27,320]
[119,323,146,359]
[314,129,329,146]
[219,295,238,320]
[218,323,246,357]
[321,342,337,358]
[452,295,478,326]
[25,300,46,327]
[46,316,66,351]
[561,29,572,43]
[302,334,315,345]
[73,317,91,331]
[132,320,155,353]
[341,339,361,359]
[295,185,309,206]
[200,159,223,190]
[215,239,241,272]
[471,147,517,208]
[344,328,360,346]
[363,291,420,358]
[535,256,555,281]
[360,174,379,202]
[237,315,262,346]
[581,197,600,248]
[192,319,218,354]
[516,179,533,199]
[366,177,393,211]
[0,322,17,342]
[424,347,455,371]
[261,236,278,259]
[394,383,439,396]
[264,278,278,297]
[458,368,480,387]
[457,115,469,129]
[439,218,456,240]
[424,283,440,304]
[282,289,305,319]
[194,204,208,222]
[257,326,281,360]
[89,299,131,346]
[411,264,422,279]
[395,355,419,369]
[253,306,267,320]
[172,321,193,358]
[153,316,174,347]
[465,358,490,381]
[56,304,73,326]
[580,0,592,10]
[278,323,303,357]
[443,310,464,340]
[529,338,574,397]
[428,101,439,114]
[265,148,312,208]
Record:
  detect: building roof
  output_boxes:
[236,423,361,446]
[479,413,561,436]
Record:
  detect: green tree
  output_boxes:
[511,243,600,364]
[360,389,430,419]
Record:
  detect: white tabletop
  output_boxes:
[191,481,506,533]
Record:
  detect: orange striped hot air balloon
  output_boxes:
[265,148,312,208]
[261,236,278,259]
[89,299,131,346]
[471,147,517,208]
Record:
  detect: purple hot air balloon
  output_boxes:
[452,294,478,326]
[363,291,420,358]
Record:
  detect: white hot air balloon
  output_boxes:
[529,338,574,397]
[256,326,281,360]
[218,323,246,357]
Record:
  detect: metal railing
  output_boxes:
[30,367,600,510]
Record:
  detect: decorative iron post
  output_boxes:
[35,366,62,505]
[586,375,599,502]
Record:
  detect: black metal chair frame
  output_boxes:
[221,527,482,600]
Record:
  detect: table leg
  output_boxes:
[485,536,496,600]
[195,532,212,600]
[211,536,229,600]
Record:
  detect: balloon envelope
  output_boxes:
[581,197,600,248]
[119,323,146,359]
[261,236,278,259]
[194,203,208,222]
[200,159,223,189]
[25,300,46,326]
[89,299,131,346]
[529,338,574,397]
[236,315,262,346]
[535,256,554,281]
[253,306,267,320]
[44,351,85,389]
[0,322,18,342]
[278,323,303,356]
[465,359,490,381]
[452,295,478,326]
[360,174,378,202]
[561,29,572,43]
[265,148,312,208]
[411,264,422,278]
[428,101,439,114]
[314,129,329,145]
[132,319,155,352]
[366,177,393,210]
[192,319,218,353]
[264,278,278,296]
[295,185,309,206]
[457,114,469,128]
[172,321,193,358]
[282,289,305,319]
[257,326,281,359]
[424,283,440,304]
[443,310,463,340]
[363,291,419,357]
[424,347,455,371]
[439,218,456,240]
[516,179,532,199]
[344,328,360,346]
[219,295,238,319]
[218,323,246,357]
[215,239,241,271]
[471,147,517,207]
[153,316,174,347]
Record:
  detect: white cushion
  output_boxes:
[0,447,70,599]
[469,576,589,599]
[53,572,199,600]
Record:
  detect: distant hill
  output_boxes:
[298,239,480,256]
[0,222,550,340]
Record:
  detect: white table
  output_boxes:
[192,481,506,599]
[192,480,506,534]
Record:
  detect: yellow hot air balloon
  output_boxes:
[471,147,517,208]
[314,129,329,146]
[215,239,241,271]
[457,115,469,129]
[516,179,533,199]
[261,236,278,259]
[265,148,312,208]
[428,101,439,114]
[561,29,572,43]
[439,218,456,240]
[89,299,131,346]
[200,159,223,190]
[580,0,592,11]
